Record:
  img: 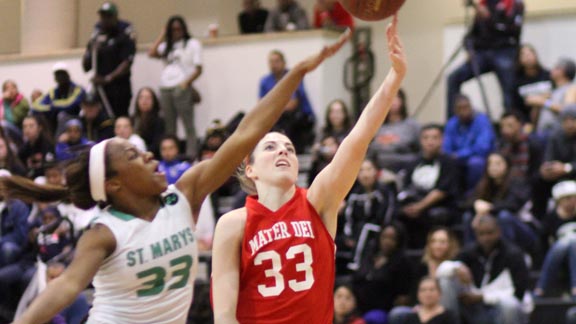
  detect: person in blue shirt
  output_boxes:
[158,135,191,185]
[443,94,495,190]
[55,119,92,161]
[259,49,316,153]
[32,63,86,135]
[0,196,31,321]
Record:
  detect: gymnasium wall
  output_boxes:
[1,0,576,125]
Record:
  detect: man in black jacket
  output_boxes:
[456,215,529,324]
[447,0,524,117]
[398,124,462,248]
[82,2,136,117]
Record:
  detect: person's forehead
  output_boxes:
[261,133,291,143]
[456,99,470,107]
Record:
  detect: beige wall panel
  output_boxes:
[0,0,22,54]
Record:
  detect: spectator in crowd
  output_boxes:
[133,87,165,157]
[314,0,355,30]
[0,196,32,320]
[32,62,86,135]
[30,206,74,264]
[79,93,114,143]
[511,44,551,124]
[197,121,240,220]
[534,181,576,299]
[158,135,191,185]
[44,261,90,324]
[264,0,309,32]
[464,153,537,255]
[340,159,397,273]
[82,2,136,117]
[333,284,366,324]
[1,80,29,129]
[530,58,576,134]
[454,216,529,324]
[30,90,43,106]
[0,196,29,268]
[19,116,55,179]
[416,228,460,285]
[114,116,146,152]
[0,132,26,177]
[353,223,412,322]
[398,125,461,247]
[238,0,269,34]
[369,89,420,172]
[388,228,463,324]
[321,99,353,143]
[55,119,91,161]
[497,112,543,179]
[391,277,458,324]
[308,135,339,185]
[199,120,228,161]
[443,94,495,190]
[260,50,315,153]
[30,162,97,236]
[149,15,202,160]
[535,104,576,217]
[446,0,524,117]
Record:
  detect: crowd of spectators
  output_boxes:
[1,0,576,324]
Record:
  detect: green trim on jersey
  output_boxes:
[109,208,136,221]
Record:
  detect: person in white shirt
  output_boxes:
[149,15,202,160]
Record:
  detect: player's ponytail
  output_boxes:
[0,175,69,204]
[236,155,257,196]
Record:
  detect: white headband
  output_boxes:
[89,140,111,203]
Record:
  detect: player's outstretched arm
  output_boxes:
[175,29,351,222]
[13,225,115,324]
[211,209,245,324]
[308,16,407,236]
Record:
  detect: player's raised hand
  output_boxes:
[387,15,407,77]
[296,28,352,73]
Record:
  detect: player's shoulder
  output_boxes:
[215,208,247,243]
[217,208,247,230]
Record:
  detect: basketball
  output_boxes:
[339,0,407,21]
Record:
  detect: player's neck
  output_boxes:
[255,184,296,212]
[110,194,162,221]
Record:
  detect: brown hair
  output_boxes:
[0,145,116,210]
[322,99,352,136]
[474,153,512,202]
[422,227,459,264]
[134,87,161,142]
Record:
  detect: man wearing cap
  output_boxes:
[82,2,136,118]
[32,62,86,135]
[79,93,114,142]
[534,181,576,300]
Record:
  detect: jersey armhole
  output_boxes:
[167,184,197,231]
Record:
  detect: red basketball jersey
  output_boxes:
[236,187,335,323]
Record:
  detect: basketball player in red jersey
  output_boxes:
[211,16,406,324]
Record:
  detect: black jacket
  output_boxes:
[457,240,529,300]
[466,0,524,50]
